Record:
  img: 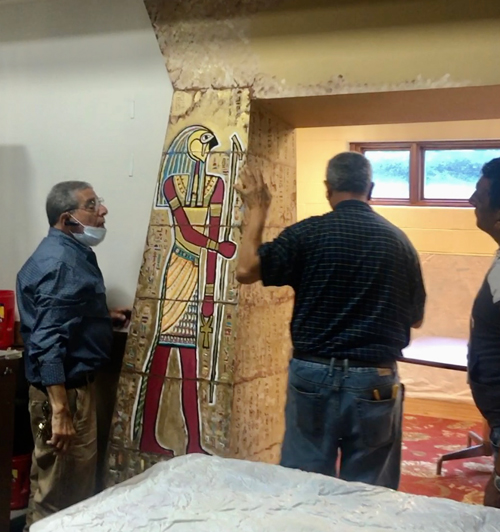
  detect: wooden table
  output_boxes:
[399,337,491,475]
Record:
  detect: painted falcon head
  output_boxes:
[187,127,219,162]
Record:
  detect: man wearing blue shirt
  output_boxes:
[17,181,130,529]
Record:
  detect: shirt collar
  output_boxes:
[48,227,94,256]
[334,199,372,211]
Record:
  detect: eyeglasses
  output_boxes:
[79,197,105,213]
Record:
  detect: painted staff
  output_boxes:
[208,134,244,403]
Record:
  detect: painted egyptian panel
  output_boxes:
[108,91,298,481]
[110,89,250,460]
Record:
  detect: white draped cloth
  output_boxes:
[32,455,499,532]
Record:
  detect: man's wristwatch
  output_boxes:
[494,471,500,492]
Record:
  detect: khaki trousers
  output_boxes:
[24,382,97,531]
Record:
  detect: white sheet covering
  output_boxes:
[32,455,500,531]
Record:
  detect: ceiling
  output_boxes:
[255,85,500,128]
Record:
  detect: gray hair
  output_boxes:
[326,152,372,195]
[46,181,92,226]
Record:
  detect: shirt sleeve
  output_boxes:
[258,224,303,288]
[407,243,426,325]
[29,262,87,386]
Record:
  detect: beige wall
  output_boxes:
[146,0,500,96]
[297,120,500,256]
[250,6,500,89]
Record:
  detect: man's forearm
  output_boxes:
[236,208,267,284]
[46,384,70,414]
[46,383,76,452]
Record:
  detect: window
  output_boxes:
[350,141,500,206]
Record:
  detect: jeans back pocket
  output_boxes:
[288,382,325,437]
[355,395,397,448]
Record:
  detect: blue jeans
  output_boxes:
[280,358,403,490]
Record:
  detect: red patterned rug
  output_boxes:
[400,414,493,504]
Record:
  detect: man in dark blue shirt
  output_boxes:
[235,152,425,489]
[468,157,500,509]
[17,181,130,529]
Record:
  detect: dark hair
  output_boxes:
[46,181,92,226]
[326,152,372,195]
[482,158,500,210]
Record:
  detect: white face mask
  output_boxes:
[70,215,107,247]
